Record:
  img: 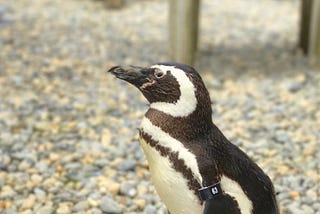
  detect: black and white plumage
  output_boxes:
[108,62,279,214]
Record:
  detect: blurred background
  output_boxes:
[0,0,319,213]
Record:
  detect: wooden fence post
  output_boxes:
[309,0,320,65]
[169,0,200,66]
[299,0,320,66]
[299,0,313,54]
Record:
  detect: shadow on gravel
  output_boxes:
[197,42,312,78]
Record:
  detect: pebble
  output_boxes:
[120,181,138,197]
[20,209,33,214]
[56,205,72,214]
[117,160,137,171]
[137,184,148,196]
[286,201,301,213]
[90,208,103,214]
[99,196,122,214]
[0,4,8,20]
[0,185,16,198]
[31,174,43,184]
[0,154,11,169]
[133,198,146,209]
[104,182,121,195]
[301,205,314,214]
[34,188,46,198]
[20,195,36,210]
[72,200,89,212]
[3,208,17,214]
[88,197,99,207]
[35,206,54,214]
[143,204,158,214]
[287,82,303,93]
[35,161,49,173]
[101,128,112,146]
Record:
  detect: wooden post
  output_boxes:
[299,0,320,66]
[299,0,313,54]
[309,0,320,65]
[169,0,200,66]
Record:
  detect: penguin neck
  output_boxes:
[144,102,213,141]
[143,75,214,141]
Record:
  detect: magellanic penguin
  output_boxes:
[108,62,279,214]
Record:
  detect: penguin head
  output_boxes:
[108,62,212,118]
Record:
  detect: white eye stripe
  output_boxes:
[150,65,197,117]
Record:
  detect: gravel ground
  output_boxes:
[0,0,319,213]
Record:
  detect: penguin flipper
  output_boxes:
[203,195,241,214]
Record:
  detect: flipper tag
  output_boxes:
[198,182,222,201]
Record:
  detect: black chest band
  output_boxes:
[198,182,222,201]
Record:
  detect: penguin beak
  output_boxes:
[108,65,151,88]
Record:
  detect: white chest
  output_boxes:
[140,138,203,214]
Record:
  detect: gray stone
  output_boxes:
[274,132,291,144]
[94,158,110,167]
[143,204,158,214]
[313,202,320,211]
[52,192,73,202]
[90,208,103,214]
[100,196,122,213]
[0,4,8,20]
[3,208,17,214]
[117,160,136,171]
[12,151,36,161]
[65,162,82,170]
[84,180,98,190]
[276,191,290,202]
[120,181,137,197]
[35,161,49,173]
[88,192,101,200]
[301,205,314,214]
[286,202,302,213]
[72,200,89,212]
[288,82,303,93]
[0,154,11,169]
[33,188,47,202]
[34,188,46,198]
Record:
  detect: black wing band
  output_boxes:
[199,182,222,201]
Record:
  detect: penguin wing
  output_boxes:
[203,195,241,214]
[201,125,279,213]
[224,143,279,214]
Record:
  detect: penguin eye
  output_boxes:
[154,69,165,79]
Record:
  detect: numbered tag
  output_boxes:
[198,182,222,201]
[211,186,219,195]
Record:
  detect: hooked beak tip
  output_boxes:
[107,65,148,86]
[107,65,123,75]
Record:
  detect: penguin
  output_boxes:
[108,62,279,214]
